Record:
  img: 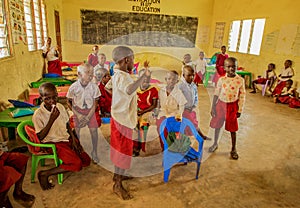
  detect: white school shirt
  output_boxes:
[111,68,137,129]
[41,45,59,62]
[158,84,187,119]
[66,80,101,109]
[178,77,198,110]
[32,103,70,143]
[194,58,207,74]
[279,67,294,82]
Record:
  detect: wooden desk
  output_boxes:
[27,86,70,104]
[0,108,36,140]
[236,70,252,88]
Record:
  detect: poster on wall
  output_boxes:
[275,24,298,55]
[80,10,198,48]
[213,22,225,48]
[8,0,26,44]
[292,25,300,56]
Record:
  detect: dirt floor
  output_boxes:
[6,84,300,208]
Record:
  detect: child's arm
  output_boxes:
[210,95,219,117]
[67,123,83,153]
[126,61,151,95]
[36,106,60,141]
[81,99,98,124]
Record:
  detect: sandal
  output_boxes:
[230,150,239,160]
[208,144,218,152]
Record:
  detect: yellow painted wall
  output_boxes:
[60,0,214,72]
[208,0,300,85]
[1,0,300,101]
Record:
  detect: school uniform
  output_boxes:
[98,82,112,115]
[0,152,29,192]
[213,53,228,84]
[193,58,207,84]
[178,77,199,135]
[42,45,62,76]
[210,74,246,132]
[110,68,137,169]
[33,103,90,171]
[87,53,99,67]
[67,80,101,128]
[272,67,294,95]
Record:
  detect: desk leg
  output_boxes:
[8,127,16,140]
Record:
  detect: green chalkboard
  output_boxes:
[81,10,198,48]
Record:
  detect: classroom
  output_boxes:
[0,0,299,207]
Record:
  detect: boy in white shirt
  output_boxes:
[110,46,150,200]
[193,51,207,85]
[67,63,101,164]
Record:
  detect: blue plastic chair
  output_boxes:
[159,117,204,182]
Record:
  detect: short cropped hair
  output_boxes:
[112,46,134,63]
[39,82,57,96]
[77,63,93,74]
[183,65,194,74]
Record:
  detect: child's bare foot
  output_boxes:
[13,191,35,207]
[208,144,218,152]
[38,171,55,190]
[113,183,133,200]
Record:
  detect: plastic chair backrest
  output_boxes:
[24,125,41,153]
[159,117,203,150]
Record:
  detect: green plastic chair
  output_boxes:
[17,120,63,184]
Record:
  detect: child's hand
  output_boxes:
[78,116,89,128]
[210,107,216,117]
[237,112,241,118]
[143,60,150,68]
[49,106,60,122]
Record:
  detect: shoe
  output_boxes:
[208,144,218,152]
[230,150,239,160]
[250,91,256,94]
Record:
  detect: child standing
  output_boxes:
[209,57,246,160]
[193,51,207,85]
[67,63,101,164]
[110,46,150,200]
[87,45,99,67]
[156,70,187,150]
[179,65,211,140]
[272,60,294,96]
[250,63,276,94]
[213,45,229,84]
[133,68,159,156]
[42,37,62,76]
[94,53,110,72]
[94,68,112,117]
[32,82,90,190]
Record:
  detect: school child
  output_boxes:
[179,65,211,140]
[0,150,35,207]
[209,57,246,160]
[273,79,295,104]
[272,60,294,96]
[42,37,62,76]
[32,82,90,190]
[193,51,207,85]
[110,46,151,200]
[156,70,187,150]
[213,45,229,85]
[67,63,101,164]
[87,45,99,67]
[94,68,112,117]
[94,53,110,72]
[289,87,300,108]
[181,54,194,75]
[133,68,159,156]
[250,63,276,94]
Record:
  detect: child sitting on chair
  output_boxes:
[274,79,295,104]
[156,70,187,150]
[32,82,90,190]
[94,68,112,117]
[179,65,211,140]
[250,63,276,94]
[67,63,101,164]
[133,66,159,156]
